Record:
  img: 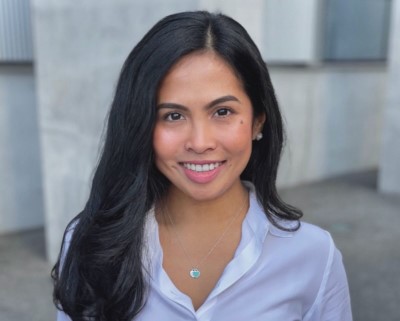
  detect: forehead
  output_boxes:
[157,51,246,103]
[166,51,236,76]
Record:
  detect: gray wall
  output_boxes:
[273,65,386,187]
[379,0,400,193]
[27,0,397,262]
[0,64,44,233]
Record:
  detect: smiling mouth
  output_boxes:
[181,162,224,172]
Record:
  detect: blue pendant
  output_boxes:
[190,268,200,279]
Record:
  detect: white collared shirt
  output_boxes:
[57,186,352,321]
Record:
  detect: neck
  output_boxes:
[157,181,249,227]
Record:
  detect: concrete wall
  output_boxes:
[0,64,44,233]
[262,0,321,63]
[379,0,400,194]
[200,0,321,64]
[274,64,386,187]
[29,0,391,262]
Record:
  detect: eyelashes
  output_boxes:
[164,112,183,121]
[161,107,235,122]
[215,108,232,117]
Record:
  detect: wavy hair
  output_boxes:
[52,10,302,321]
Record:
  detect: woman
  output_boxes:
[53,11,352,321]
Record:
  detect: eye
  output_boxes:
[164,112,184,121]
[215,108,232,117]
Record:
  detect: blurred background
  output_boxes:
[1,0,399,320]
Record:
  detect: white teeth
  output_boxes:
[183,162,221,172]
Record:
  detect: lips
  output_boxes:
[180,161,225,184]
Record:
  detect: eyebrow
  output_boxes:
[157,95,240,111]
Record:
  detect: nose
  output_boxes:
[184,120,216,154]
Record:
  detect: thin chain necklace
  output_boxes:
[164,196,248,279]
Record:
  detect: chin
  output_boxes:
[181,183,231,202]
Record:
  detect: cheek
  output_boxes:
[222,120,253,152]
[153,126,182,159]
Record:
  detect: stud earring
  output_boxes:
[255,133,263,141]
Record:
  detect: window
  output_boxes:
[323,0,392,61]
[0,0,33,62]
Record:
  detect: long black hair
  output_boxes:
[52,10,302,321]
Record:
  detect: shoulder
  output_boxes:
[297,222,335,262]
[264,221,349,316]
[271,219,333,250]
[290,223,352,320]
[293,221,333,253]
[266,220,336,275]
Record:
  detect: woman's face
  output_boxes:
[153,51,264,201]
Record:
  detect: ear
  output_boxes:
[252,113,266,140]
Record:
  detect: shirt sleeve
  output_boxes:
[56,310,72,321]
[305,244,353,321]
[55,224,75,321]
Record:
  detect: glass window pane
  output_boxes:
[323,0,392,61]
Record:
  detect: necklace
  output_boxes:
[164,196,247,279]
